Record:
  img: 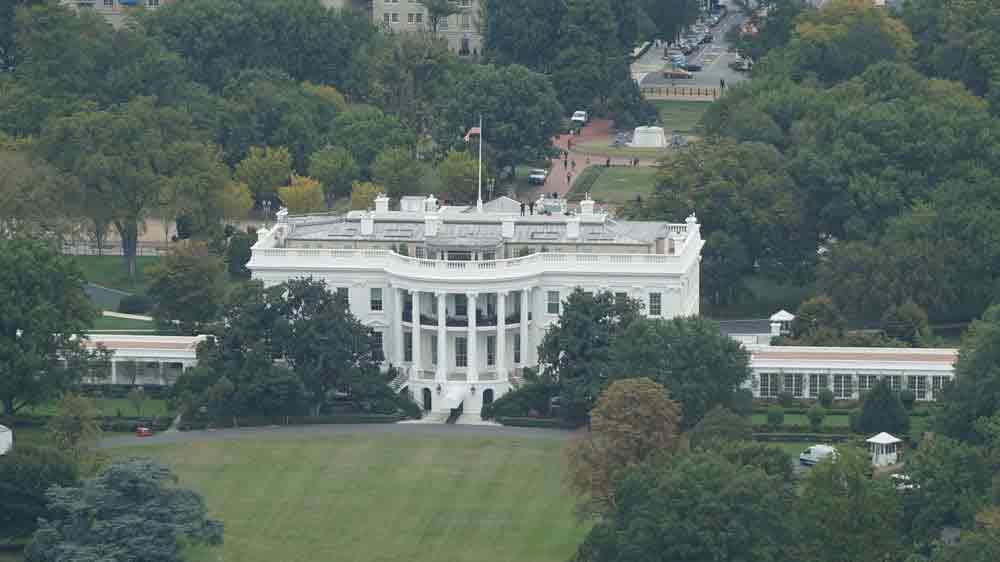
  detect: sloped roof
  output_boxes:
[770,309,795,322]
[866,432,902,444]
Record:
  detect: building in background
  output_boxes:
[60,0,175,28]
[324,0,482,55]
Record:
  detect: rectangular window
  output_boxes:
[372,332,384,361]
[461,14,471,29]
[370,288,383,311]
[932,375,948,397]
[404,334,413,362]
[482,251,495,261]
[440,16,449,29]
[407,13,415,23]
[455,337,467,368]
[431,335,438,366]
[486,295,496,317]
[103,0,114,7]
[486,335,496,366]
[784,374,803,397]
[857,375,876,394]
[449,250,472,261]
[833,374,853,399]
[455,294,467,316]
[649,292,662,316]
[391,12,400,22]
[336,287,349,304]
[809,374,828,398]
[888,375,902,392]
[383,13,391,23]
[759,373,779,398]
[415,13,423,23]
[415,247,426,259]
[146,0,159,6]
[547,290,560,314]
[615,292,628,305]
[909,375,927,400]
[513,334,521,364]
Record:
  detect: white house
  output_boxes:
[248,193,705,414]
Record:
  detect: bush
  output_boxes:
[481,381,556,420]
[818,388,835,408]
[778,391,796,408]
[730,389,754,416]
[689,406,752,450]
[766,406,784,428]
[856,379,909,435]
[848,409,861,432]
[899,389,916,410]
[117,294,152,315]
[178,413,405,430]
[496,417,575,429]
[807,405,826,431]
[0,444,78,540]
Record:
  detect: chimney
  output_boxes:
[425,213,441,237]
[686,213,700,238]
[374,193,390,214]
[502,216,515,239]
[360,212,374,236]
[566,216,580,239]
[580,196,595,216]
[425,194,438,212]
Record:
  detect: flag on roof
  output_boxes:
[463,126,481,142]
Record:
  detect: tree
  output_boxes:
[350,180,383,210]
[935,305,1000,442]
[279,175,326,214]
[436,149,478,203]
[333,105,416,175]
[552,0,624,113]
[221,181,253,224]
[640,0,699,42]
[880,301,931,345]
[807,404,826,431]
[701,230,752,307]
[0,444,77,541]
[225,228,258,279]
[720,441,794,481]
[37,97,229,282]
[796,447,901,562]
[0,239,107,415]
[46,394,102,466]
[25,458,223,562]
[0,145,76,239]
[234,146,292,200]
[791,295,846,339]
[855,378,909,435]
[767,405,785,428]
[371,147,424,198]
[688,405,752,450]
[127,387,146,416]
[482,0,566,73]
[309,146,360,200]
[418,0,463,34]
[539,290,643,424]
[565,378,681,513]
[574,453,794,562]
[147,242,226,335]
[612,316,752,428]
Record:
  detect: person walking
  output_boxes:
[566,172,572,185]
[520,201,525,216]
[529,200,535,215]
[571,160,576,171]
[720,78,726,90]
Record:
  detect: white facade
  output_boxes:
[248,194,704,414]
[82,334,205,386]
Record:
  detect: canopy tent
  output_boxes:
[0,424,11,456]
[628,126,667,148]
[866,432,903,467]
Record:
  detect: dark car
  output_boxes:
[682,62,703,72]
[701,34,713,44]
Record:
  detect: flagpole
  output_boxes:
[477,115,483,213]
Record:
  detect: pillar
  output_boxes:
[467,292,478,382]
[496,291,507,377]
[520,288,530,367]
[412,291,422,377]
[436,291,447,381]
[110,360,117,385]
[393,287,404,366]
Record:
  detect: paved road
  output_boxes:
[640,12,749,89]
[98,422,572,449]
[85,283,131,310]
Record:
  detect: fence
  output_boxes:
[62,242,168,256]
[641,86,721,100]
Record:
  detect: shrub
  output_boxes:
[117,294,152,315]
[481,381,556,420]
[849,409,861,433]
[766,406,784,428]
[856,379,909,435]
[730,388,754,416]
[899,389,916,410]
[689,406,751,450]
[807,405,826,431]
[818,388,835,408]
[778,391,796,408]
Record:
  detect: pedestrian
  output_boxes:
[520,201,525,216]
[720,78,726,90]
[586,155,591,165]
[571,160,576,171]
[568,138,574,150]
[606,157,611,168]
[529,201,535,215]
[567,172,572,185]
[563,158,567,169]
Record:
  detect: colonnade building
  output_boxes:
[247,194,704,414]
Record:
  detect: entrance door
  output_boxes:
[422,388,432,411]
[482,389,494,407]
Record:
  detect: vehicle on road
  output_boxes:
[730,58,752,72]
[571,110,588,125]
[135,426,154,438]
[701,34,714,44]
[663,68,694,79]
[799,444,838,466]
[528,169,548,185]
[682,62,703,72]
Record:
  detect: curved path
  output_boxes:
[99,422,572,449]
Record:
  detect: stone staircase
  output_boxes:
[388,369,409,393]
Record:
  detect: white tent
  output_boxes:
[628,126,667,148]
[0,424,11,456]
[866,432,903,467]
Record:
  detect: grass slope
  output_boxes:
[587,167,658,205]
[73,255,160,294]
[651,99,708,134]
[120,434,587,562]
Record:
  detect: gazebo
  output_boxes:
[769,309,795,337]
[867,432,903,467]
[0,424,11,456]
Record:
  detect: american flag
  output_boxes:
[463,126,481,143]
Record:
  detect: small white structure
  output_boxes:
[867,432,903,467]
[0,424,12,456]
[628,126,668,148]
[769,309,795,337]
[799,444,838,466]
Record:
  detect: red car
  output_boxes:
[135,426,154,437]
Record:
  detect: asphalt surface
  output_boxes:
[638,11,750,89]
[85,283,131,310]
[98,422,573,449]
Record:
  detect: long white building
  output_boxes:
[247,194,704,414]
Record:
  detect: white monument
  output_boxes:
[0,424,11,456]
[628,126,668,148]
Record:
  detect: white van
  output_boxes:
[799,444,838,466]
[571,110,588,125]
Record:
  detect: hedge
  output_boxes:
[750,407,932,418]
[496,417,577,429]
[1,415,170,432]
[753,424,854,435]
[177,413,406,431]
[753,433,855,443]
[80,384,172,400]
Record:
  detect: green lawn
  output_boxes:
[116,434,588,562]
[91,314,155,331]
[574,140,668,159]
[22,398,173,418]
[72,255,161,294]
[651,100,709,134]
[585,166,659,205]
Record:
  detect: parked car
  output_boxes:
[730,58,752,72]
[682,62,703,72]
[799,444,838,466]
[663,68,694,79]
[528,169,548,185]
[571,110,588,125]
[135,426,154,438]
[891,474,919,491]
[701,34,714,44]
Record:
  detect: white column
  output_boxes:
[467,292,478,382]
[496,291,507,377]
[110,360,118,385]
[520,288,530,367]
[436,291,447,382]
[393,287,404,366]
[412,291,422,377]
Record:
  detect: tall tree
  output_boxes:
[566,378,681,513]
[333,105,416,176]
[278,175,326,213]
[37,97,229,281]
[552,0,623,113]
[371,147,425,198]
[0,444,78,542]
[482,0,566,73]
[147,242,226,335]
[309,146,360,200]
[46,394,102,466]
[25,458,223,562]
[640,0,699,41]
[855,378,909,435]
[935,305,1000,443]
[234,146,292,201]
[0,239,107,415]
[436,149,479,203]
[220,181,254,224]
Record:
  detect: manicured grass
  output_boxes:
[771,441,811,458]
[751,413,851,428]
[703,274,818,320]
[586,166,659,205]
[22,398,173,418]
[72,255,160,294]
[574,140,669,158]
[651,99,709,134]
[117,434,588,562]
[91,314,155,331]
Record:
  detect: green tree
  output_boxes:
[147,242,226,335]
[418,0,463,33]
[0,445,77,541]
[565,378,681,513]
[688,405,752,450]
[729,0,809,62]
[46,394,102,466]
[309,146,360,200]
[37,97,229,281]
[0,143,75,239]
[936,305,1000,442]
[0,239,106,415]
[235,146,292,201]
[351,180,383,210]
[371,146,424,198]
[701,231,751,306]
[127,387,146,416]
[482,0,566,73]
[278,175,326,214]
[436,149,478,203]
[640,0,699,41]
[791,295,846,339]
[333,105,416,175]
[808,404,826,431]
[856,378,909,435]
[575,453,794,562]
[613,316,752,428]
[220,181,253,224]
[796,446,901,562]
[720,441,794,481]
[225,228,258,279]
[25,458,223,562]
[552,0,623,113]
